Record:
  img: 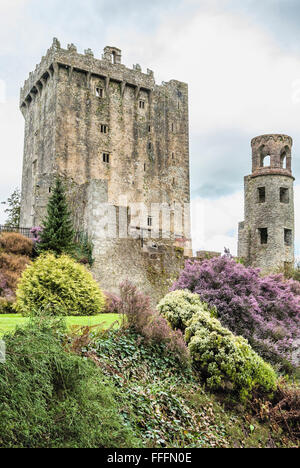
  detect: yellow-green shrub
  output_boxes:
[186,311,278,400]
[157,289,216,332]
[15,253,106,316]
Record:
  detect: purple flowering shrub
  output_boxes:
[30,226,43,245]
[172,257,300,371]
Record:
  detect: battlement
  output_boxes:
[20,38,164,108]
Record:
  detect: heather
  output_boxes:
[116,281,189,366]
[172,256,300,371]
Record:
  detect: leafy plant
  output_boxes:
[0,318,139,448]
[15,253,106,316]
[172,257,300,372]
[73,231,94,266]
[157,289,216,332]
[118,281,189,366]
[185,310,278,401]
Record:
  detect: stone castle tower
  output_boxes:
[238,134,295,273]
[19,38,192,301]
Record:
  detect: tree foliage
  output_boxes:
[1,188,21,227]
[38,178,74,255]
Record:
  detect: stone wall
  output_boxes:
[19,38,192,302]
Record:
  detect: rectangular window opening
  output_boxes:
[147,216,153,227]
[284,229,292,246]
[95,87,104,98]
[103,153,110,164]
[259,228,268,245]
[100,124,108,134]
[139,100,145,109]
[280,187,289,204]
[257,187,266,203]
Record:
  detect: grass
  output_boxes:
[0,314,120,336]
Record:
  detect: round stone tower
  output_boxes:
[238,134,295,273]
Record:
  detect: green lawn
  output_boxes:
[0,314,120,337]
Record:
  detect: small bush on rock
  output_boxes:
[157,289,216,332]
[15,253,106,316]
[185,311,278,400]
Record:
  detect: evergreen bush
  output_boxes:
[157,289,216,332]
[185,311,278,400]
[38,178,74,255]
[15,253,106,316]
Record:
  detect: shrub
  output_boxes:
[118,281,189,365]
[185,310,278,400]
[0,232,33,256]
[0,297,15,314]
[0,318,139,448]
[157,289,216,332]
[172,257,300,371]
[0,253,31,292]
[15,253,106,316]
[104,291,122,314]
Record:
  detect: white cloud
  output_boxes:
[0,98,24,224]
[191,191,243,256]
[108,4,300,136]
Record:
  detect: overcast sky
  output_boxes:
[0,0,299,256]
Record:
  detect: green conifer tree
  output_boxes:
[38,178,74,255]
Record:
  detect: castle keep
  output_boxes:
[238,134,295,273]
[19,38,192,301]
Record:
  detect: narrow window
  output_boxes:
[103,153,110,163]
[172,178,175,186]
[139,100,145,109]
[95,87,104,98]
[148,125,151,132]
[100,124,108,134]
[148,142,152,150]
[280,187,289,204]
[49,187,52,193]
[284,229,292,246]
[171,123,174,132]
[144,163,146,171]
[262,155,271,167]
[257,187,266,203]
[172,153,175,160]
[259,228,268,245]
[147,216,153,227]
